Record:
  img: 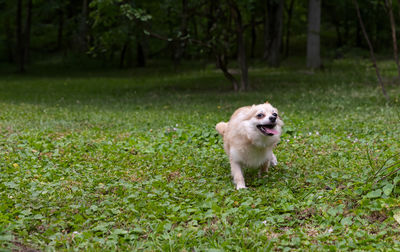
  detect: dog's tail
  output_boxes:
[216,122,228,136]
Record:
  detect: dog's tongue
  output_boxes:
[265,127,279,135]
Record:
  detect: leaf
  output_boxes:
[33,214,44,220]
[112,229,128,235]
[0,234,13,241]
[92,222,114,232]
[340,216,353,226]
[5,182,18,189]
[393,210,400,224]
[133,227,144,233]
[365,189,382,199]
[382,183,394,196]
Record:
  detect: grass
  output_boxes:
[0,58,400,251]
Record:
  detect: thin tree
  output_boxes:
[353,0,389,101]
[228,0,249,91]
[384,0,400,82]
[284,0,296,58]
[78,0,89,52]
[306,0,321,69]
[264,0,284,67]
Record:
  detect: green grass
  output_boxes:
[1,58,400,251]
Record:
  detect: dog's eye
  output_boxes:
[272,112,278,117]
[256,113,264,119]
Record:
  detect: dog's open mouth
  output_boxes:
[257,124,279,136]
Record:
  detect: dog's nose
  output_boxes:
[269,116,277,122]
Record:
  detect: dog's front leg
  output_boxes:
[270,152,278,166]
[230,160,246,189]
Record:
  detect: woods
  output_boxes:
[1,0,400,92]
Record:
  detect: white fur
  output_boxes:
[216,102,283,189]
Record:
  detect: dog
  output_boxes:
[216,102,283,189]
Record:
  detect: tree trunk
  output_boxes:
[78,0,89,52]
[216,54,239,91]
[23,0,32,64]
[237,28,248,90]
[174,0,189,64]
[206,1,216,40]
[353,0,389,101]
[284,0,295,58]
[229,0,249,91]
[264,0,284,67]
[137,42,146,67]
[385,0,400,81]
[306,0,321,69]
[16,0,24,72]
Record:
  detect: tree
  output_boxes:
[78,0,90,52]
[353,0,389,101]
[264,0,284,67]
[306,0,321,69]
[284,0,296,58]
[228,0,249,90]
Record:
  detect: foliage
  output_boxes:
[1,0,400,67]
[0,58,399,250]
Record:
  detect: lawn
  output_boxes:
[0,58,400,251]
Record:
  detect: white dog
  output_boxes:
[216,102,283,189]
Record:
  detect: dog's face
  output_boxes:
[247,103,282,138]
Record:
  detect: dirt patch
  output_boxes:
[12,241,40,252]
[364,211,388,223]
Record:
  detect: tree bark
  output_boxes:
[173,0,189,64]
[284,0,295,58]
[353,0,389,101]
[306,0,321,69]
[385,0,400,81]
[78,0,89,52]
[16,0,24,72]
[229,0,249,91]
[264,0,284,67]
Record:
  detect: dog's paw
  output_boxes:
[270,153,278,166]
[236,184,247,190]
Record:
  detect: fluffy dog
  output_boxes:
[216,102,283,189]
